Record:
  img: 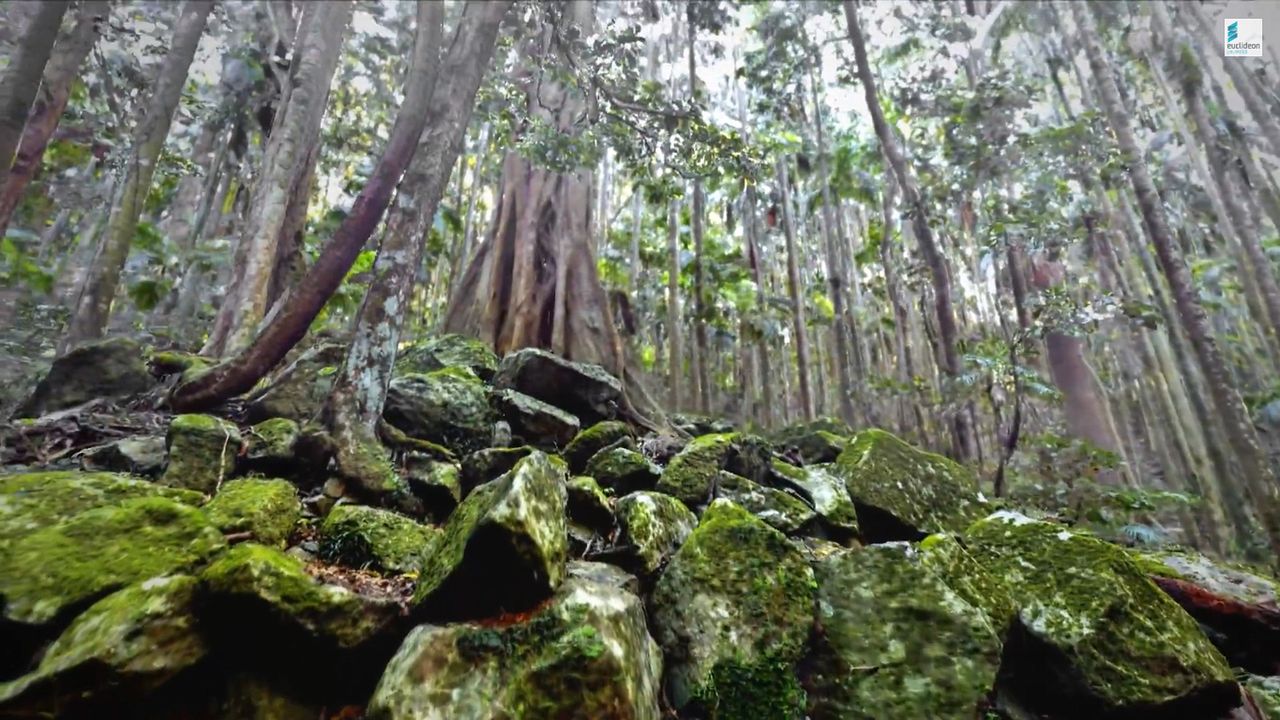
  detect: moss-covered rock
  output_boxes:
[319,504,436,574]
[200,543,399,649]
[14,337,154,418]
[493,348,624,426]
[614,491,697,578]
[384,368,495,454]
[565,421,634,473]
[0,497,225,625]
[770,460,858,539]
[404,454,462,522]
[0,470,201,551]
[245,342,347,424]
[567,560,641,595]
[771,419,852,465]
[241,418,301,475]
[568,475,614,532]
[0,575,206,715]
[807,543,1003,720]
[587,447,662,495]
[966,512,1238,717]
[160,414,243,494]
[1246,675,1280,719]
[833,429,987,541]
[650,500,816,718]
[655,433,773,507]
[395,333,499,380]
[414,451,568,620]
[79,435,167,476]
[204,477,301,548]
[490,388,580,450]
[459,445,532,496]
[714,471,816,535]
[369,572,661,720]
[670,413,736,436]
[917,532,1016,630]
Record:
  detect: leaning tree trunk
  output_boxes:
[326,1,510,503]
[61,0,212,352]
[0,0,105,238]
[443,1,652,426]
[843,0,973,459]
[1076,1,1280,562]
[0,0,70,175]
[202,1,351,358]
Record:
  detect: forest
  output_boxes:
[1,0,1280,718]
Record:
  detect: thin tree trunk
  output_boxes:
[0,0,70,175]
[202,1,352,357]
[777,156,814,421]
[687,4,711,414]
[843,0,973,459]
[1185,2,1280,156]
[1076,1,1280,561]
[0,1,105,238]
[667,194,682,411]
[61,0,213,352]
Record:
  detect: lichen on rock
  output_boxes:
[395,333,499,380]
[319,503,436,574]
[204,477,302,548]
[565,420,633,473]
[770,460,858,539]
[586,446,661,495]
[492,348,623,426]
[650,500,815,718]
[384,367,495,454]
[160,413,243,494]
[490,388,580,450]
[614,491,697,578]
[14,337,154,418]
[713,471,816,535]
[655,433,773,507]
[567,475,614,532]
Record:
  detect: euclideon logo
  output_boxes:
[1224,18,1263,57]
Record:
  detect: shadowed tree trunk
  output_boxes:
[777,156,814,421]
[325,1,511,502]
[0,0,70,175]
[169,1,494,414]
[1076,0,1280,562]
[843,0,973,459]
[61,0,213,352]
[0,0,105,238]
[202,1,351,357]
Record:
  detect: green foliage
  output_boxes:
[0,235,54,294]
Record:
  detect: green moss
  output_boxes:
[586,447,660,494]
[567,476,613,531]
[161,414,243,494]
[319,504,435,574]
[204,478,301,548]
[564,421,633,473]
[771,461,859,536]
[690,651,806,720]
[147,350,213,385]
[395,334,499,379]
[834,429,987,536]
[0,497,225,625]
[1245,675,1280,718]
[615,491,697,576]
[656,433,735,505]
[384,369,496,454]
[714,472,815,535]
[244,418,299,463]
[918,533,1016,629]
[200,543,396,648]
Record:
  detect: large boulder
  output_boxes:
[0,575,206,715]
[0,496,225,626]
[713,471,816,535]
[967,512,1238,717]
[833,429,988,541]
[14,338,153,418]
[490,388,580,450]
[807,543,1004,720]
[245,342,347,424]
[413,451,568,620]
[650,500,815,718]
[200,543,400,650]
[459,445,533,495]
[368,568,662,720]
[565,421,634,474]
[770,460,859,540]
[319,504,437,574]
[586,447,662,495]
[655,433,773,507]
[567,475,614,532]
[403,455,462,523]
[771,419,852,465]
[493,348,623,426]
[240,418,302,475]
[384,368,495,454]
[160,414,243,494]
[612,491,697,578]
[203,477,301,548]
[395,333,499,380]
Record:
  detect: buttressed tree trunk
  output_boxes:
[444,1,648,423]
[0,0,105,238]
[0,0,70,174]
[202,1,351,358]
[1075,1,1280,562]
[843,0,973,459]
[170,0,493,415]
[61,0,213,352]
[326,1,511,500]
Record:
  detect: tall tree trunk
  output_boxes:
[202,1,351,357]
[1076,1,1280,561]
[777,156,814,421]
[61,0,213,352]
[454,121,493,282]
[1184,2,1280,156]
[0,0,105,238]
[667,194,683,410]
[0,0,70,175]
[170,1,492,414]
[843,0,973,459]
[687,5,711,414]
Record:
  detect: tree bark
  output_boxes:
[843,0,973,458]
[0,0,70,175]
[202,1,351,357]
[61,0,213,352]
[170,1,499,413]
[687,4,711,414]
[1076,1,1280,561]
[0,0,104,238]
[667,194,683,410]
[777,156,814,421]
